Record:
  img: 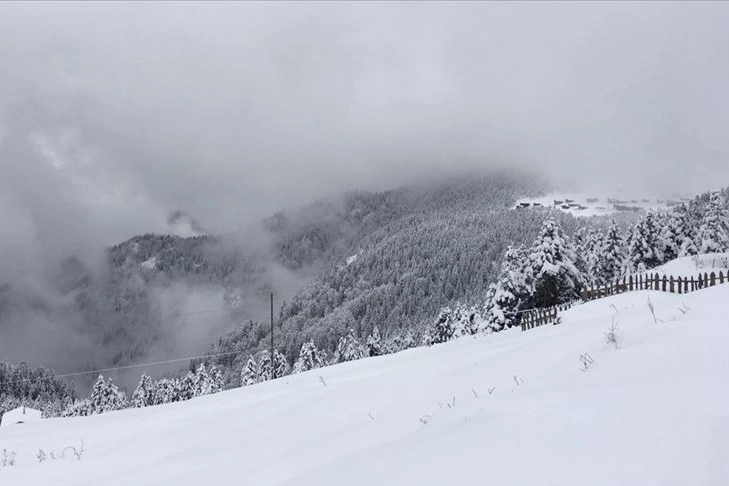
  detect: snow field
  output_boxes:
[1,285,728,485]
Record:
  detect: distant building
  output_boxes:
[1,406,42,427]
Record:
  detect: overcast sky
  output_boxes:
[0,2,727,259]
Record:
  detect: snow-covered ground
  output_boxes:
[652,253,729,277]
[514,192,691,218]
[2,285,728,485]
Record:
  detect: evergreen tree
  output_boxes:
[698,191,729,253]
[87,375,128,414]
[674,204,698,257]
[366,326,383,357]
[240,356,259,386]
[431,307,455,344]
[625,211,664,272]
[188,363,224,397]
[256,350,273,381]
[293,341,325,373]
[153,378,180,404]
[460,305,480,336]
[131,373,156,408]
[177,371,196,401]
[529,218,583,307]
[401,330,416,349]
[208,365,225,394]
[594,220,625,284]
[332,330,367,363]
[272,350,291,378]
[486,247,533,331]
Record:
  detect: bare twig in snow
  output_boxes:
[647,297,658,324]
[604,317,620,350]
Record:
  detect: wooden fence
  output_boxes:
[520,269,728,332]
[581,270,727,302]
[519,302,574,332]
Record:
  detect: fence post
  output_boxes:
[653,273,659,290]
[720,271,725,284]
[629,275,633,291]
[710,271,716,287]
[661,275,667,292]
[669,276,674,293]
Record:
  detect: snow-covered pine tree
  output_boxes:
[208,364,225,394]
[420,328,433,347]
[401,330,416,349]
[460,305,481,336]
[189,363,223,396]
[431,307,455,344]
[584,228,604,283]
[191,363,210,397]
[594,220,625,284]
[529,218,583,308]
[674,204,698,256]
[332,330,367,363]
[153,378,180,404]
[698,191,729,253]
[240,355,259,385]
[293,341,325,373]
[87,375,128,414]
[366,326,383,356]
[131,373,156,408]
[256,350,273,381]
[625,211,666,273]
[177,371,196,401]
[272,350,291,378]
[485,244,535,332]
[573,227,591,279]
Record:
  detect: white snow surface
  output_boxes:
[651,252,729,278]
[2,285,729,485]
[1,407,42,428]
[346,254,358,265]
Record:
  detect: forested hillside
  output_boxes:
[0,171,543,388]
[3,178,727,418]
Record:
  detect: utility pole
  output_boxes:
[270,290,274,380]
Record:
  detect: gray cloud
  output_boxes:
[0,1,727,260]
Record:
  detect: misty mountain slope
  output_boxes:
[271,208,580,360]
[2,284,727,486]
[0,172,546,386]
[262,171,544,271]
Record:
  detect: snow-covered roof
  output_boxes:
[1,406,42,427]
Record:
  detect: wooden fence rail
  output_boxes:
[519,302,574,332]
[581,270,727,302]
[521,269,727,332]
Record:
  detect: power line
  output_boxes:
[0,349,242,389]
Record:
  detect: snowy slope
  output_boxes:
[651,252,729,277]
[1,286,728,485]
